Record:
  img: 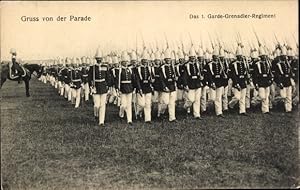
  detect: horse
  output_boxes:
[1,62,42,97]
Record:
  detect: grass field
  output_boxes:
[1,77,299,189]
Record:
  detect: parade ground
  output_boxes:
[1,77,299,189]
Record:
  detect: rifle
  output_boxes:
[292,34,299,48]
[208,32,214,50]
[253,28,262,47]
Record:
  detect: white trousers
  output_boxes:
[93,93,107,125]
[64,84,70,99]
[120,93,133,123]
[246,85,251,109]
[211,87,224,116]
[184,88,202,117]
[83,83,90,101]
[280,86,292,112]
[152,91,159,103]
[177,89,184,101]
[160,91,177,121]
[269,83,276,109]
[258,87,270,113]
[72,88,81,108]
[137,93,152,122]
[229,88,247,114]
[201,86,208,112]
[222,85,229,111]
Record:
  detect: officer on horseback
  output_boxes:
[9,48,24,80]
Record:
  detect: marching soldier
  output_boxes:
[136,50,153,123]
[228,45,249,116]
[174,47,186,105]
[71,58,83,108]
[219,47,230,112]
[158,47,177,122]
[182,46,203,119]
[81,57,90,102]
[61,58,72,100]
[115,51,139,125]
[57,58,64,96]
[252,46,273,114]
[274,45,293,113]
[151,49,164,116]
[206,47,225,117]
[197,47,208,114]
[108,55,120,106]
[88,48,113,127]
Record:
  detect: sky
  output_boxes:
[1,1,298,61]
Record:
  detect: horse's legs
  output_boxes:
[1,78,6,88]
[25,79,30,97]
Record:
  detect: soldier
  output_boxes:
[115,51,139,125]
[9,49,24,80]
[81,56,90,102]
[206,46,225,117]
[158,47,177,122]
[274,45,293,113]
[57,58,64,96]
[219,47,230,112]
[88,48,113,127]
[136,50,153,123]
[71,58,83,108]
[61,58,71,100]
[197,46,208,114]
[174,47,185,105]
[182,46,203,119]
[151,49,164,116]
[252,46,273,114]
[228,45,249,116]
[108,55,120,106]
[202,50,212,113]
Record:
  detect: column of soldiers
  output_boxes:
[39,40,298,127]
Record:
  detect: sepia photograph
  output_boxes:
[0,1,299,189]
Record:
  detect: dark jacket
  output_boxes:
[159,64,176,92]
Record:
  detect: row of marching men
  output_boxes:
[39,43,298,127]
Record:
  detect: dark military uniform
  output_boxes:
[81,66,89,84]
[151,66,163,92]
[274,59,293,87]
[182,60,202,89]
[115,66,139,94]
[71,67,82,89]
[136,66,153,94]
[229,60,248,89]
[206,60,224,88]
[88,63,112,94]
[252,59,273,88]
[159,63,176,92]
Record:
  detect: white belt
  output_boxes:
[215,75,220,78]
[72,79,81,82]
[121,80,131,84]
[95,79,105,82]
[143,80,149,83]
[262,74,267,77]
[82,74,88,77]
[239,75,244,78]
[192,76,197,79]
